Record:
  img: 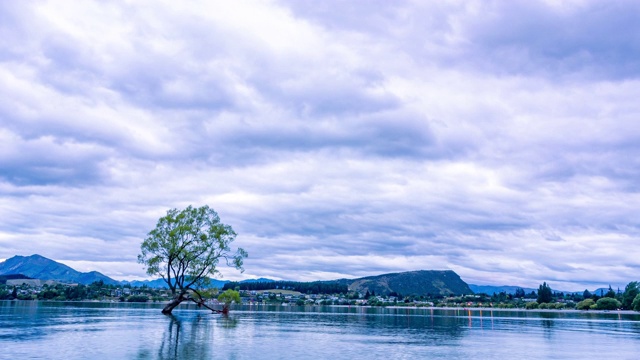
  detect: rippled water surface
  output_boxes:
[2,301,640,359]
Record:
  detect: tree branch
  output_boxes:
[185,296,225,314]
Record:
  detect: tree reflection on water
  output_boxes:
[136,314,217,359]
[4,303,640,359]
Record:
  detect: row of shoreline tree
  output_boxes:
[3,277,640,312]
[222,280,348,294]
[494,281,640,311]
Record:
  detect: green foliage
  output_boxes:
[491,291,510,303]
[576,298,595,310]
[217,289,241,305]
[622,281,639,310]
[604,286,616,299]
[127,295,149,302]
[64,285,87,300]
[525,301,539,310]
[16,293,34,300]
[537,282,553,304]
[632,293,640,311]
[138,205,247,296]
[367,298,382,306]
[582,289,592,299]
[596,297,620,310]
[80,281,111,300]
[223,280,348,294]
[38,289,59,300]
[564,301,576,309]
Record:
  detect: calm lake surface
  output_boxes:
[2,301,640,359]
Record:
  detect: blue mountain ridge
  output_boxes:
[0,254,272,288]
[0,255,119,285]
[122,278,231,289]
[468,284,607,296]
[1,254,607,294]
[468,284,537,295]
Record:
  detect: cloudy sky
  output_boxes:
[1,0,639,291]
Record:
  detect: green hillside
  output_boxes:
[341,270,472,297]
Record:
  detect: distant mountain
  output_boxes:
[0,255,119,285]
[590,288,616,297]
[240,278,275,283]
[123,278,231,289]
[468,284,613,296]
[0,255,277,289]
[469,284,537,295]
[339,270,472,296]
[123,278,172,288]
[0,255,473,296]
[123,277,273,289]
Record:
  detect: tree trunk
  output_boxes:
[162,294,185,314]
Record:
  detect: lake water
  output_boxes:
[2,301,640,359]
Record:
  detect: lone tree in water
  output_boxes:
[138,205,247,314]
[218,289,242,314]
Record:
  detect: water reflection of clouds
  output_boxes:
[4,304,640,359]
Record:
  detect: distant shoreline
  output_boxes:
[420,306,639,315]
[4,300,637,315]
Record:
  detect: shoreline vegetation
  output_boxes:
[3,278,640,313]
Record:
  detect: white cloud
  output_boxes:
[1,0,639,291]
